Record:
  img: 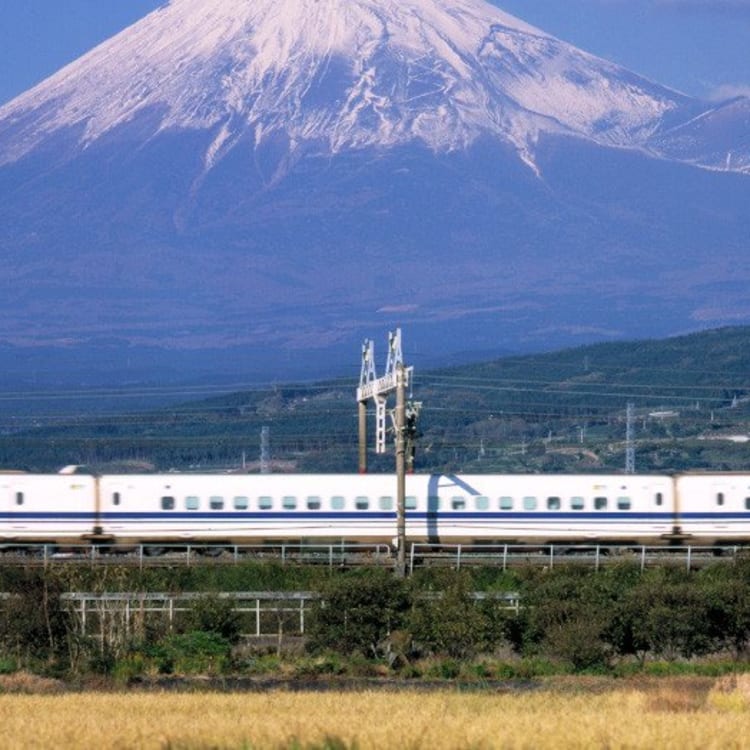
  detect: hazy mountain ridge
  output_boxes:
[4,325,750,475]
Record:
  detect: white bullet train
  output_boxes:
[2,470,750,547]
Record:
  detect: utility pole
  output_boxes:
[356,328,415,577]
[260,426,270,474]
[625,403,635,474]
[395,363,407,578]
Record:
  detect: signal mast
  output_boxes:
[356,328,420,577]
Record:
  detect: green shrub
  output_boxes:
[293,654,347,677]
[306,570,411,658]
[408,571,486,659]
[424,658,461,680]
[150,631,232,675]
[181,594,242,644]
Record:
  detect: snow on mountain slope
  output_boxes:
[0,0,697,172]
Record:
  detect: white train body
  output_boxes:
[91,473,675,544]
[0,473,97,541]
[676,474,750,540]
[5,470,744,546]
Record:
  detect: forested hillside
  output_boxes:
[2,326,750,474]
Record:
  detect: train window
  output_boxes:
[259,496,273,510]
[547,496,561,510]
[451,497,466,510]
[570,496,584,511]
[233,496,249,510]
[331,496,345,510]
[617,496,632,511]
[15,492,24,506]
[161,496,176,511]
[282,496,297,510]
[745,497,750,511]
[594,497,608,511]
[655,492,663,506]
[523,496,537,511]
[717,493,725,507]
[499,496,513,511]
[355,496,369,511]
[112,492,121,506]
[210,496,224,510]
[185,496,200,510]
[379,496,393,511]
[306,496,321,510]
[475,496,489,511]
[428,495,441,510]
[405,496,417,510]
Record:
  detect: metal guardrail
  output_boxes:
[0,541,746,572]
[55,590,521,638]
[60,591,321,638]
[0,542,391,569]
[408,543,747,573]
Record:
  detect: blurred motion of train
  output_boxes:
[3,470,750,548]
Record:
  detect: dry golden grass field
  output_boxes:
[2,675,750,749]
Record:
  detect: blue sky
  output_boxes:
[1,0,749,106]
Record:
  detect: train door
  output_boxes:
[102,480,127,535]
[0,477,30,537]
[711,481,729,534]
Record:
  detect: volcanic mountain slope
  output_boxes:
[0,0,748,382]
[0,0,732,173]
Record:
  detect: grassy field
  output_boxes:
[1,676,750,749]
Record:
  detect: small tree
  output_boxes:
[307,570,411,658]
[408,571,486,659]
[0,570,70,668]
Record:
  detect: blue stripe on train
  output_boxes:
[2,511,749,523]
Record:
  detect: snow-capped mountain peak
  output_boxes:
[0,0,706,172]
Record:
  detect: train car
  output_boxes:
[94,472,677,545]
[676,473,750,542]
[97,473,400,544]
[400,473,676,543]
[0,472,98,543]
[7,470,749,548]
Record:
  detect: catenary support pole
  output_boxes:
[396,362,407,578]
[358,400,368,474]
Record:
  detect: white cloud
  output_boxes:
[709,83,750,100]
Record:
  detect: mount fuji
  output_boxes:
[0,0,749,384]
